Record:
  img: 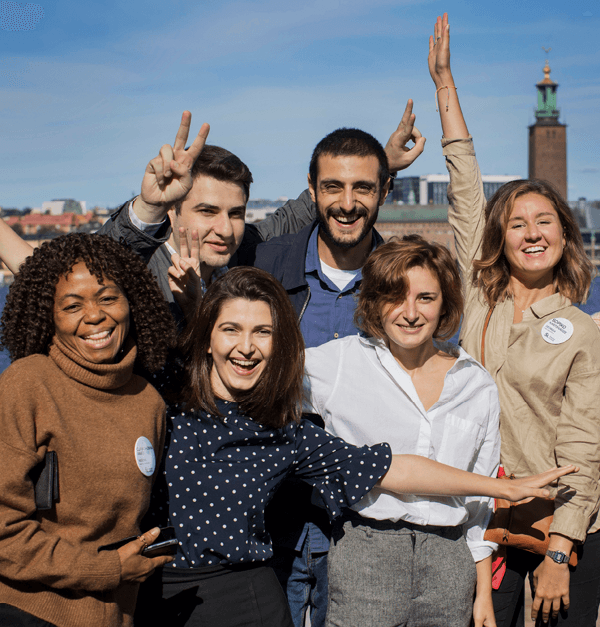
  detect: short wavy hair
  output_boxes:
[473,179,593,306]
[179,266,305,428]
[0,233,176,372]
[355,235,463,341]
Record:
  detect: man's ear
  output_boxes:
[308,174,317,203]
[378,178,391,206]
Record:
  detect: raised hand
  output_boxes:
[135,112,210,222]
[384,99,426,172]
[428,12,452,89]
[168,227,202,320]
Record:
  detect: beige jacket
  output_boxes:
[444,136,600,543]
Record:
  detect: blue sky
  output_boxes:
[1,0,598,209]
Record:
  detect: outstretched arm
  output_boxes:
[0,217,34,274]
[379,455,577,501]
[428,13,469,139]
[132,111,210,223]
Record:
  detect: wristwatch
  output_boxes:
[546,549,569,564]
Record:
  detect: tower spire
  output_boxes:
[535,48,559,121]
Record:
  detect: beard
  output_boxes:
[317,204,379,250]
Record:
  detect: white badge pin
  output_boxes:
[541,318,574,345]
[135,436,156,476]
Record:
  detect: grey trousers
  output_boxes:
[326,514,477,627]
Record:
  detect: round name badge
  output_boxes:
[541,317,574,345]
[135,436,156,477]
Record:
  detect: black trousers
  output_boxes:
[135,564,294,627]
[492,531,600,627]
[0,604,57,627]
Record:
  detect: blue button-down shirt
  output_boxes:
[300,226,370,349]
[295,226,375,551]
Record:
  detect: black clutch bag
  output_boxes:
[31,451,59,510]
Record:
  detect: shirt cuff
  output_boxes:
[128,201,169,236]
[441,136,475,156]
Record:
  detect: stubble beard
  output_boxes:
[316,203,379,251]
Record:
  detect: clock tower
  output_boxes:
[528,60,567,199]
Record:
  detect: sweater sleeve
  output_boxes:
[0,362,122,592]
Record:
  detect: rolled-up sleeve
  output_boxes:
[551,338,600,542]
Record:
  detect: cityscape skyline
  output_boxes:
[1,0,599,208]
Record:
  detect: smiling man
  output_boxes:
[97,113,317,324]
[248,128,394,627]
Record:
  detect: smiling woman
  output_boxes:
[53,262,131,364]
[303,235,500,627]
[430,13,600,626]
[0,233,177,627]
[133,265,574,627]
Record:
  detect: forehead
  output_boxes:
[315,154,380,183]
[405,265,441,290]
[180,174,247,214]
[55,262,114,297]
[215,298,272,324]
[509,193,559,219]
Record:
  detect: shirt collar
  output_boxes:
[305,225,378,276]
[528,292,572,319]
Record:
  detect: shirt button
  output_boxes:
[337,294,342,299]
[334,333,339,339]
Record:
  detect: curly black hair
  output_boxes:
[0,233,176,372]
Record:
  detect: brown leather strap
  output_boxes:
[481,307,494,368]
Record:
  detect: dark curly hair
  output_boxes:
[0,233,176,372]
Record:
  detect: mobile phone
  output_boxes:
[142,538,179,557]
[98,526,178,554]
[142,526,178,557]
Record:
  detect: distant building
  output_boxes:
[41,199,87,215]
[528,60,567,199]
[375,205,455,254]
[388,174,521,205]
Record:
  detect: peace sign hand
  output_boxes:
[134,112,210,222]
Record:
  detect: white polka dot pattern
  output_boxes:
[147,399,391,569]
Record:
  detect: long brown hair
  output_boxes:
[473,179,592,307]
[179,267,304,428]
[355,235,463,341]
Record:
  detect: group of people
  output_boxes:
[0,13,598,627]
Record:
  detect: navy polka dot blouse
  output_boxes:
[148,399,391,569]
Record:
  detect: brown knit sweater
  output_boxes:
[0,336,166,627]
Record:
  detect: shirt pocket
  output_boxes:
[436,413,485,471]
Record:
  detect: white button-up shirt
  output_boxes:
[303,335,500,561]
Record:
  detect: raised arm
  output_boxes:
[428,13,468,139]
[0,217,34,274]
[428,13,486,297]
